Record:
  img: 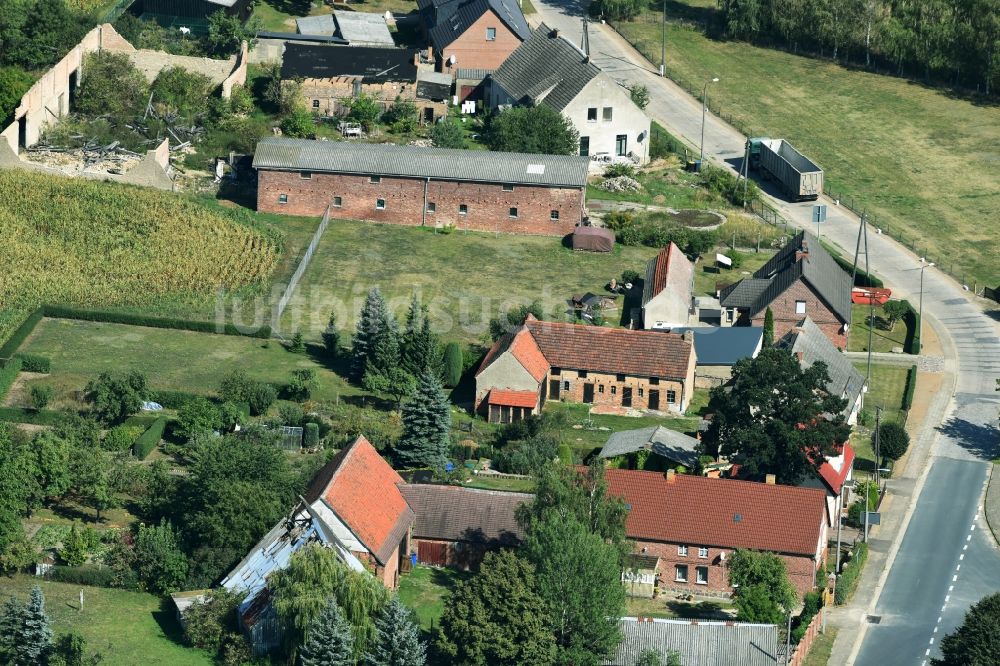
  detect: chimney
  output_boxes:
[665,469,676,483]
[550,28,560,39]
[765,473,776,485]
[796,351,804,362]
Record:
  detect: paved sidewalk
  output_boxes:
[985,465,1000,545]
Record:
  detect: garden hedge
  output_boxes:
[0,358,22,402]
[826,249,885,288]
[149,389,202,410]
[42,305,272,339]
[0,308,44,359]
[14,352,50,373]
[902,364,918,410]
[0,407,67,426]
[47,564,118,588]
[134,416,168,460]
[835,541,868,605]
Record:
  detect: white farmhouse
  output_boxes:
[487,24,651,163]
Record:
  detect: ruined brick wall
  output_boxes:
[257,169,583,236]
[547,369,689,413]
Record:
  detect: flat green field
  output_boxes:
[9,318,358,409]
[616,11,1000,288]
[276,219,659,343]
[0,576,211,666]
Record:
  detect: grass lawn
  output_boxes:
[0,575,211,666]
[615,11,1000,289]
[462,476,535,492]
[848,304,911,353]
[802,626,838,666]
[10,318,359,409]
[277,218,659,343]
[251,0,329,31]
[543,402,701,456]
[398,565,470,632]
[693,249,773,298]
[855,362,910,424]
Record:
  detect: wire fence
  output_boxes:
[274,203,333,332]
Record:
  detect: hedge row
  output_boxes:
[0,358,22,402]
[42,305,272,339]
[834,541,869,605]
[902,364,918,410]
[0,308,44,359]
[900,301,920,354]
[14,353,50,373]
[0,408,67,426]
[134,417,168,460]
[827,249,885,288]
[46,564,118,588]
[149,389,202,410]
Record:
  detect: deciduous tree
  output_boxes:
[134,519,189,594]
[483,106,579,156]
[727,549,797,622]
[876,421,909,461]
[76,52,149,120]
[85,371,148,425]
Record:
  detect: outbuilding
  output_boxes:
[572,224,615,252]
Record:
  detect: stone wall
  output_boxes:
[256,169,583,236]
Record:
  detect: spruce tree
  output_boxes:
[322,312,341,359]
[299,597,354,666]
[401,297,439,376]
[363,596,426,666]
[3,586,53,666]
[396,370,451,469]
[353,287,388,379]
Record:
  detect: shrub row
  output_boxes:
[825,248,885,288]
[902,364,918,411]
[149,389,202,410]
[0,358,22,402]
[791,590,823,643]
[899,301,920,354]
[0,407,68,426]
[834,541,868,605]
[14,352,51,373]
[46,564,117,588]
[42,305,272,339]
[134,417,168,460]
[0,308,44,359]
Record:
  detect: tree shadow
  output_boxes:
[152,596,191,649]
[936,416,1000,461]
[262,0,313,17]
[665,599,730,619]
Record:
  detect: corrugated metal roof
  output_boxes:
[333,10,395,45]
[456,68,494,80]
[491,24,599,112]
[296,13,335,36]
[669,326,764,366]
[607,617,779,666]
[599,425,701,469]
[253,137,589,188]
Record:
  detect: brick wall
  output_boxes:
[635,540,820,599]
[439,10,522,73]
[747,279,847,349]
[257,169,582,236]
[548,369,688,413]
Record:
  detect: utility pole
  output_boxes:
[874,406,882,485]
[699,77,719,164]
[660,0,666,76]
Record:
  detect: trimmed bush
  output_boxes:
[0,407,66,426]
[0,357,22,401]
[443,342,463,388]
[902,364,917,410]
[0,308,44,358]
[47,565,117,588]
[835,542,868,605]
[14,353,51,373]
[304,422,320,448]
[41,305,272,339]
[134,417,168,460]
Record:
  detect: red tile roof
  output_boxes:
[525,316,693,380]
[605,469,826,556]
[476,326,549,382]
[305,436,414,565]
[817,443,854,495]
[487,389,539,408]
[647,242,694,301]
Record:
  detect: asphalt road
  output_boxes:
[526,2,1000,662]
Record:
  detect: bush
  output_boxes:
[603,210,635,231]
[29,385,54,411]
[443,342,464,387]
[346,93,382,131]
[604,162,636,178]
[493,434,559,475]
[280,107,315,138]
[0,407,66,426]
[483,106,579,155]
[877,421,910,461]
[76,51,149,119]
[47,565,117,588]
[103,424,143,452]
[383,96,418,133]
[151,66,214,118]
[834,542,868,604]
[827,251,884,288]
[629,84,650,110]
[431,121,466,149]
[148,389,200,410]
[902,364,917,410]
[14,353,50,373]
[228,84,254,115]
[285,368,316,403]
[304,422,320,448]
[176,397,222,439]
[650,124,686,160]
[557,443,574,465]
[134,417,168,460]
[278,402,304,427]
[792,591,823,643]
[219,370,277,416]
[846,480,880,527]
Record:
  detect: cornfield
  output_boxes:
[0,171,279,342]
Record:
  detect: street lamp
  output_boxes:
[660,0,666,77]
[699,77,719,165]
[919,258,934,353]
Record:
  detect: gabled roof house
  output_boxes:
[476,315,696,421]
[642,242,694,329]
[488,24,651,163]
[418,0,530,72]
[721,232,852,349]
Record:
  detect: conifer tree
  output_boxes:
[322,312,341,359]
[2,586,53,666]
[763,307,775,346]
[401,296,440,376]
[299,597,355,666]
[363,596,426,666]
[395,370,451,469]
[353,287,388,379]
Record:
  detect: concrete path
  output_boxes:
[527,3,1000,663]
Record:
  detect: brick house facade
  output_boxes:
[606,469,828,600]
[435,10,523,73]
[419,0,530,73]
[547,367,690,413]
[253,138,587,236]
[747,278,847,349]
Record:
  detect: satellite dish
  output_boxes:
[448,54,456,65]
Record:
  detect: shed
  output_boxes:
[572,225,615,252]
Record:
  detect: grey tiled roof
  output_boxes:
[399,484,530,544]
[456,68,494,80]
[669,326,763,366]
[607,617,779,666]
[425,0,530,51]
[720,232,852,322]
[777,316,866,418]
[491,24,599,112]
[253,138,589,187]
[296,13,335,36]
[599,425,701,469]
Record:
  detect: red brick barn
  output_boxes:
[720,232,852,349]
[605,468,828,599]
[253,137,587,236]
[418,0,530,73]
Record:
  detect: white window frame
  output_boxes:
[698,547,709,559]
[278,193,288,204]
[675,564,688,582]
[677,545,688,556]
[333,196,342,207]
[796,300,807,314]
[696,566,708,585]
[486,27,496,40]
[376,198,386,210]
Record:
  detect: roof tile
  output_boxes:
[399,484,530,543]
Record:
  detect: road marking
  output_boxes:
[949,585,954,591]
[957,564,961,571]
[938,616,943,623]
[964,544,969,550]
[934,626,939,633]
[971,524,976,531]
[953,574,958,581]
[926,649,931,656]
[930,638,935,645]
[960,553,965,560]
[967,534,972,541]
[946,595,951,603]
[942,604,947,612]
